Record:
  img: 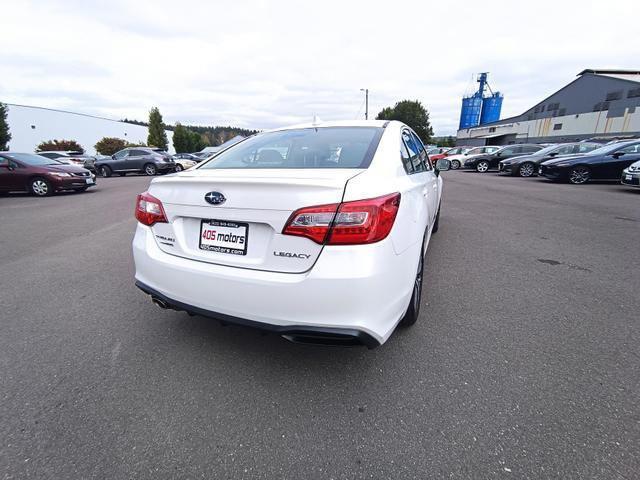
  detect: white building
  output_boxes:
[5,104,174,154]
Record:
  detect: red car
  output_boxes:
[0,152,96,196]
[428,147,453,162]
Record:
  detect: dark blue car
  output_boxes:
[539,140,640,184]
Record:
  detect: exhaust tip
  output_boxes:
[151,297,169,309]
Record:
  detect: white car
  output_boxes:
[447,145,499,170]
[174,158,197,172]
[132,120,449,347]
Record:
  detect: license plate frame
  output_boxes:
[199,219,249,256]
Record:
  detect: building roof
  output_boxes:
[578,69,640,83]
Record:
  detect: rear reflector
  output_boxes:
[283,192,400,245]
[135,191,168,226]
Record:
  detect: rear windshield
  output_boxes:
[199,127,382,169]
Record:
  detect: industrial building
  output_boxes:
[4,104,174,154]
[456,69,640,146]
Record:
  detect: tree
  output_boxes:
[95,137,127,155]
[0,102,11,151]
[188,130,207,152]
[172,123,190,153]
[36,139,84,153]
[376,100,434,144]
[147,107,168,150]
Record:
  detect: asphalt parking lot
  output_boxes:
[1,173,638,479]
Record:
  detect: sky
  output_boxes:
[1,0,639,135]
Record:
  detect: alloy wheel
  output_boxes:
[175,164,183,172]
[145,164,157,176]
[413,254,423,315]
[451,160,460,170]
[32,179,49,196]
[519,163,535,177]
[477,161,489,173]
[569,166,590,184]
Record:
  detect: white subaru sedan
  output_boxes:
[133,120,449,347]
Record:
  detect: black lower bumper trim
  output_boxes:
[135,281,380,348]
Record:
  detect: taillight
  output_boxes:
[283,193,400,245]
[135,191,168,226]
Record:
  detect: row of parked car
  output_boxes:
[0,148,212,196]
[431,140,640,187]
[38,148,212,177]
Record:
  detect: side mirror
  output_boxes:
[435,159,451,175]
[612,151,624,158]
[548,152,559,157]
[496,152,502,156]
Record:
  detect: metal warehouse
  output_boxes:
[457,69,640,146]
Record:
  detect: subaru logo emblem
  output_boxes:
[204,191,226,205]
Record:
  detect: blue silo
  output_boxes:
[458,73,503,129]
[480,93,503,125]
[459,95,483,130]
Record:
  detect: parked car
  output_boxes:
[173,153,199,161]
[539,140,640,184]
[133,120,450,348]
[37,150,97,172]
[174,157,197,172]
[94,147,176,177]
[0,152,96,196]
[621,160,640,188]
[427,147,448,156]
[498,142,600,177]
[192,151,213,162]
[464,144,543,172]
[447,146,500,170]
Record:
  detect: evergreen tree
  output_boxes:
[0,102,11,151]
[376,100,434,144]
[147,107,168,150]
[172,123,189,153]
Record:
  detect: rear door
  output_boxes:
[126,149,148,171]
[405,129,438,225]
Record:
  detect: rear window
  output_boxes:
[199,127,382,170]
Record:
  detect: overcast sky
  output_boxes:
[2,0,638,135]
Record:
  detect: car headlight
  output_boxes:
[49,172,72,177]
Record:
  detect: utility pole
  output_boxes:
[360,88,369,120]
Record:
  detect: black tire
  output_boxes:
[450,159,461,170]
[568,166,591,185]
[99,165,112,177]
[476,160,490,173]
[518,162,536,177]
[400,244,424,327]
[144,163,157,176]
[175,164,183,172]
[432,204,441,233]
[30,177,52,196]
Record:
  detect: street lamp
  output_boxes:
[360,88,369,120]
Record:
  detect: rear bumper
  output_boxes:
[132,224,420,346]
[136,280,380,347]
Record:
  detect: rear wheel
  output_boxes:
[432,204,441,233]
[144,163,157,176]
[519,162,536,177]
[30,177,52,196]
[568,166,590,184]
[99,165,112,177]
[175,164,183,172]
[450,159,461,170]
[476,160,490,173]
[400,244,424,327]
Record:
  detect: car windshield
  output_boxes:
[4,153,63,166]
[585,142,636,156]
[199,127,381,169]
[465,147,484,155]
[533,144,562,156]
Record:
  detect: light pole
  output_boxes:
[360,88,369,120]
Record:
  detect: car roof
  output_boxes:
[265,119,390,134]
